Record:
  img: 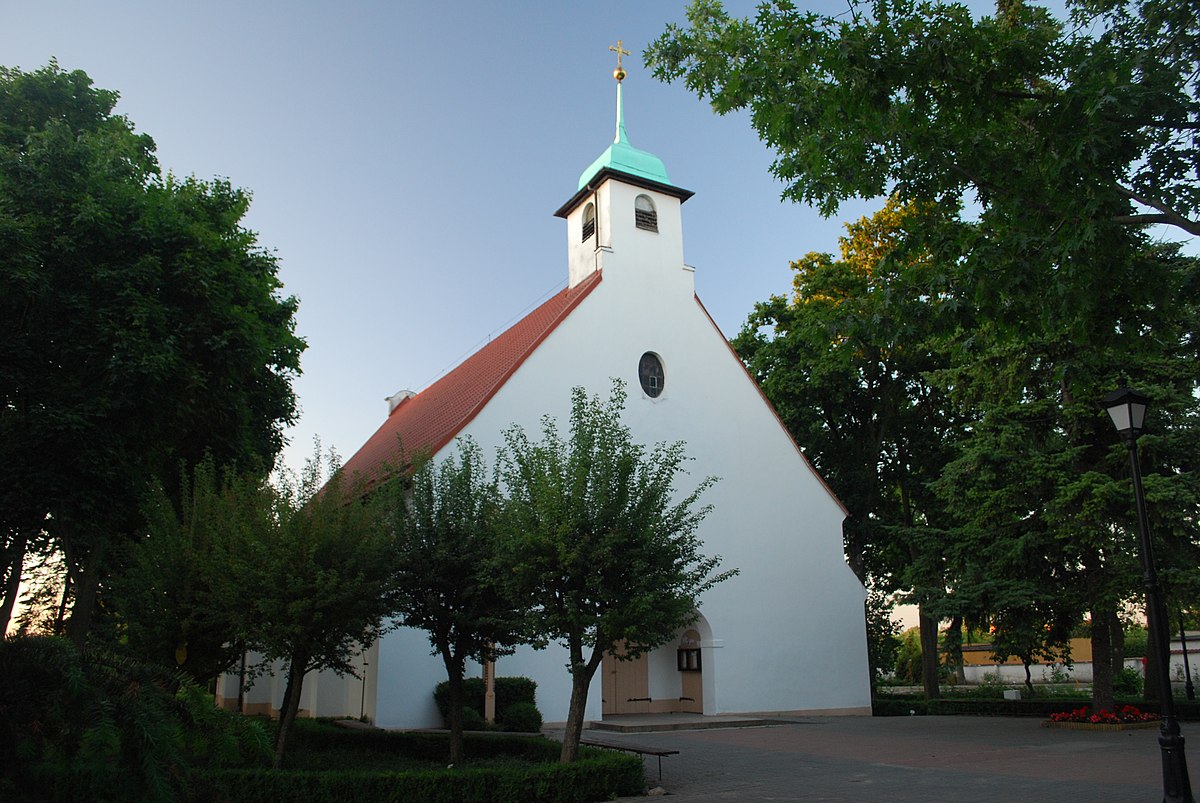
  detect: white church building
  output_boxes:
[221,63,871,726]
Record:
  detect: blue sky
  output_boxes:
[6,0,1178,480]
[5,1,889,471]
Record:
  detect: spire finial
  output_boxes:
[609,39,630,82]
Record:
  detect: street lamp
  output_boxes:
[1103,385,1194,803]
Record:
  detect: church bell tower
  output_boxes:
[554,41,695,293]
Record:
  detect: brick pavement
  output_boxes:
[580,715,1187,801]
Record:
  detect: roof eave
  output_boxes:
[553,167,695,219]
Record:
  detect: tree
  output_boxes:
[647,0,1198,241]
[496,383,736,763]
[649,0,1200,707]
[222,445,399,769]
[377,439,529,765]
[109,457,252,684]
[0,62,304,641]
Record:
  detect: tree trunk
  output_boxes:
[1023,660,1033,695]
[1091,606,1116,712]
[560,644,604,764]
[442,649,467,765]
[0,532,27,634]
[273,653,309,770]
[65,542,104,648]
[918,607,940,699]
[945,615,966,686]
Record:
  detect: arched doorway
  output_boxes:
[602,615,713,716]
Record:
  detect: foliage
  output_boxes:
[0,62,304,641]
[728,198,962,590]
[0,635,269,802]
[1125,624,1149,657]
[433,676,539,729]
[109,456,247,684]
[648,0,1199,238]
[502,702,544,733]
[210,726,643,803]
[865,589,902,684]
[893,627,923,684]
[496,382,736,762]
[378,439,529,763]
[649,0,1200,711]
[221,443,401,768]
[1114,666,1145,695]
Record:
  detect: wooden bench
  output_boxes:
[580,738,679,781]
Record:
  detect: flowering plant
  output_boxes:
[1048,705,1158,724]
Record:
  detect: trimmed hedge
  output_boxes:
[872,696,1200,719]
[210,729,643,803]
[433,676,539,729]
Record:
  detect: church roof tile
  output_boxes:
[339,271,603,487]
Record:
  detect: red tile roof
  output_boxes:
[339,271,603,486]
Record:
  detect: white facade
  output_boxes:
[233,89,872,727]
[368,158,871,727]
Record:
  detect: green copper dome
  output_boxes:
[577,82,670,190]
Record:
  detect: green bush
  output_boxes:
[434,676,538,729]
[501,701,543,733]
[211,730,643,803]
[0,635,269,802]
[463,706,486,731]
[1114,666,1144,696]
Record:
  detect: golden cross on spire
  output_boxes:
[609,39,630,82]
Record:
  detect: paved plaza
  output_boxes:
[573,714,1187,801]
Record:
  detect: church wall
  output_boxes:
[442,212,870,717]
[373,625,453,729]
[493,642,599,726]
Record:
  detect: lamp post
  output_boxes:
[1103,385,1194,803]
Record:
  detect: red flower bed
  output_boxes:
[1048,705,1158,724]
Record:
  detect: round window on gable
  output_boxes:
[638,352,665,398]
[582,203,596,242]
[634,194,658,232]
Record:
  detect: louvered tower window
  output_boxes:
[634,194,658,232]
[582,203,596,242]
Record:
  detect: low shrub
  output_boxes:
[0,635,268,803]
[1114,667,1143,696]
[502,701,543,733]
[211,730,643,803]
[434,676,539,731]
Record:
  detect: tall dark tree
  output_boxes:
[0,63,304,641]
[649,0,1200,706]
[496,383,736,763]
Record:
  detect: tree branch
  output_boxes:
[1114,185,1200,236]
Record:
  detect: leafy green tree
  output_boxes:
[647,0,1198,241]
[110,457,253,684]
[865,589,902,687]
[377,439,530,764]
[0,62,304,642]
[496,383,736,763]
[223,445,400,769]
[649,0,1200,709]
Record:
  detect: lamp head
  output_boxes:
[1102,384,1150,439]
